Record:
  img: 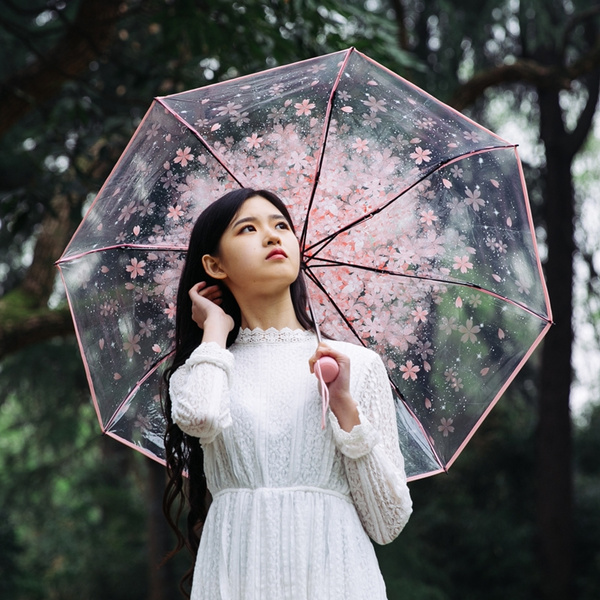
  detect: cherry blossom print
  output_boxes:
[450,165,463,178]
[420,210,438,226]
[362,113,381,129]
[268,107,286,122]
[268,83,284,96]
[453,255,473,273]
[215,101,242,116]
[118,201,137,223]
[174,147,194,167]
[463,130,480,142]
[145,122,160,138]
[164,303,176,319]
[126,258,146,279]
[415,117,435,129]
[231,111,250,126]
[167,205,185,221]
[459,319,481,343]
[309,63,327,74]
[138,318,156,338]
[352,138,369,154]
[450,376,464,391]
[138,199,156,216]
[438,417,455,437]
[400,360,420,381]
[410,146,432,165]
[516,279,531,294]
[411,306,428,323]
[123,333,141,358]
[362,95,387,112]
[246,133,263,149]
[294,99,316,116]
[464,187,485,211]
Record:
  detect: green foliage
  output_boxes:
[377,375,539,600]
[574,404,600,600]
[0,339,149,600]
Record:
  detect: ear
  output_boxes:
[202,254,227,280]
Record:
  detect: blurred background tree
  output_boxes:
[1,1,599,599]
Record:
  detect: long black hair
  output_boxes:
[161,188,314,596]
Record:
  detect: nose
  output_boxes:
[265,227,281,245]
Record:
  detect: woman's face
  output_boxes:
[202,195,301,297]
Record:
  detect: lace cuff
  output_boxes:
[169,342,234,442]
[328,407,381,459]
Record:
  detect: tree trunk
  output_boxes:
[536,86,575,600]
[146,459,178,600]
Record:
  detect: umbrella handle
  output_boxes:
[315,356,339,383]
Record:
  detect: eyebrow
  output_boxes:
[231,214,288,229]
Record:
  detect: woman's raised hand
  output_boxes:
[189,282,235,347]
[309,342,360,432]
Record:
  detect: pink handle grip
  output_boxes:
[315,356,339,383]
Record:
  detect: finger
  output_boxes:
[189,281,207,298]
[202,287,223,301]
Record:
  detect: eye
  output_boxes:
[239,224,256,233]
[275,221,290,230]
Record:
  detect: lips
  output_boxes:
[266,248,287,259]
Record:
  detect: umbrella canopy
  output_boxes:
[56,48,552,480]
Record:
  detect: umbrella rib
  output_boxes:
[103,351,174,433]
[304,144,516,257]
[387,378,447,472]
[155,98,247,189]
[56,243,188,263]
[300,47,356,250]
[305,257,552,323]
[303,266,368,348]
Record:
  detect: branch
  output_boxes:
[0,0,123,137]
[450,41,600,110]
[0,299,74,360]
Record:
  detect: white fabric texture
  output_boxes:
[169,328,413,600]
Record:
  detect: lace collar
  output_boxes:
[235,327,315,345]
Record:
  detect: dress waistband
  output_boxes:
[212,485,353,504]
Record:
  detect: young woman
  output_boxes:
[162,188,412,600]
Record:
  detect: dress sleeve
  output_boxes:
[169,342,234,444]
[328,353,413,544]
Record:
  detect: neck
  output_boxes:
[236,290,304,331]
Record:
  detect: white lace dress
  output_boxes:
[169,328,412,600]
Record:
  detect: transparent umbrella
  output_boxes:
[56,48,552,480]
